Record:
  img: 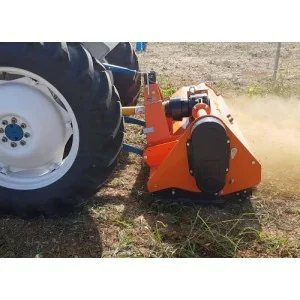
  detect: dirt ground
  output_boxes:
[1,43,300,258]
[139,42,300,97]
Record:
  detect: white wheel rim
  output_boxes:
[0,67,80,190]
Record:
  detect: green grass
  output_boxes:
[214,79,235,96]
[157,75,178,98]
[246,74,294,98]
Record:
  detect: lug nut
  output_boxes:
[21,123,27,129]
[10,142,17,148]
[24,132,30,138]
[20,140,26,146]
[2,137,7,142]
[0,128,3,134]
[2,120,8,126]
[11,117,17,124]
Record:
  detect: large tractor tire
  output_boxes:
[0,42,123,217]
[105,42,141,106]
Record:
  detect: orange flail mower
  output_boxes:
[123,71,261,202]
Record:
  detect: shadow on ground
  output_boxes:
[0,213,102,258]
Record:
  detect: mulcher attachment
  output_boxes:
[122,70,261,203]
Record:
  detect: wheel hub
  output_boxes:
[0,115,31,149]
[5,123,24,142]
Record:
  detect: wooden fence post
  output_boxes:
[273,42,282,81]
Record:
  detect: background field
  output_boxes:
[1,42,300,257]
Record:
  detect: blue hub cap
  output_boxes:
[5,124,24,141]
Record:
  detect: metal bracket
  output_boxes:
[124,117,145,127]
[122,144,144,156]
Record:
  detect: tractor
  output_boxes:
[0,42,261,217]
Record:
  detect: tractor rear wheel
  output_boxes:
[105,42,141,106]
[0,42,123,217]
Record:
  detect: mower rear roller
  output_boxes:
[0,42,123,217]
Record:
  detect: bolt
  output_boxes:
[236,193,240,196]
[21,123,27,129]
[2,120,8,126]
[24,132,30,138]
[10,142,17,148]
[11,117,17,124]
[20,140,26,146]
[230,178,235,184]
[252,160,256,165]
[244,190,247,194]
[172,189,176,196]
[2,137,7,143]
[186,142,190,147]
[227,140,230,144]
[226,168,229,172]
[189,169,193,174]
[0,128,3,134]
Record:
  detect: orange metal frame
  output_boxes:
[142,82,261,196]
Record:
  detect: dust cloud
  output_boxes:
[227,96,300,199]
